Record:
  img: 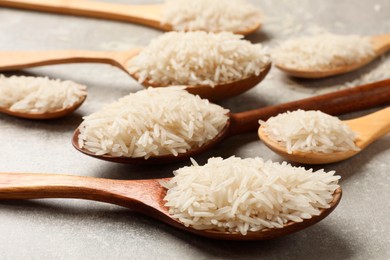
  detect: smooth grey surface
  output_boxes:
[0,0,389,259]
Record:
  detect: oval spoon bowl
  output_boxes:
[258,107,390,164]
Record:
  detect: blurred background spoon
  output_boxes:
[0,172,341,240]
[276,34,390,78]
[258,107,390,164]
[0,0,261,35]
[0,50,271,101]
[72,79,390,164]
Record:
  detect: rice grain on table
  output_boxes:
[272,33,375,70]
[78,87,229,159]
[127,31,270,87]
[162,156,340,235]
[162,0,262,33]
[0,75,87,113]
[259,110,360,154]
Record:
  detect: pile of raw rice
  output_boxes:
[78,87,229,159]
[272,33,375,70]
[162,156,340,235]
[0,75,87,113]
[259,110,360,154]
[162,0,262,33]
[127,31,270,87]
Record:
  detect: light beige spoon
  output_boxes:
[0,0,261,35]
[258,107,390,164]
[276,34,390,78]
[0,49,271,101]
[0,94,87,120]
[0,172,341,240]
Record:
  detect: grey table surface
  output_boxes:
[0,0,389,259]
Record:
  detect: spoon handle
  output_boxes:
[229,79,390,136]
[0,0,165,30]
[0,172,165,212]
[0,50,134,72]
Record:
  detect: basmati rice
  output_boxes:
[162,156,340,235]
[272,33,375,70]
[0,75,87,113]
[259,110,360,154]
[127,31,270,87]
[78,87,229,159]
[162,0,262,33]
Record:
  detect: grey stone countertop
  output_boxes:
[0,0,389,259]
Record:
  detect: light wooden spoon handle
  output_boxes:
[0,50,130,71]
[0,172,163,210]
[229,79,390,135]
[0,0,165,30]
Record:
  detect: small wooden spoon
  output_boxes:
[0,0,261,35]
[276,34,390,78]
[0,94,86,120]
[72,79,390,164]
[258,107,390,164]
[0,172,342,240]
[0,50,271,101]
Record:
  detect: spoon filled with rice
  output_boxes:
[272,32,390,78]
[0,156,342,240]
[0,32,270,101]
[0,0,263,35]
[72,80,390,164]
[258,107,390,164]
[0,75,87,119]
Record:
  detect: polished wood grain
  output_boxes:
[73,78,390,164]
[258,107,390,164]
[0,0,261,35]
[0,50,269,101]
[0,172,342,240]
[275,33,390,78]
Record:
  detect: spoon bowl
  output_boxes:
[0,94,87,120]
[72,79,390,164]
[0,0,261,35]
[276,34,390,78]
[0,50,270,102]
[0,172,341,240]
[258,107,390,164]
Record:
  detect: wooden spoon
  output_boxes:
[0,172,342,240]
[0,50,271,101]
[0,93,86,120]
[0,0,261,35]
[72,79,390,164]
[276,34,390,78]
[258,107,390,164]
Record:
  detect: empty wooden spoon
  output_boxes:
[0,0,261,35]
[258,107,390,164]
[0,93,86,120]
[72,78,390,164]
[0,49,271,101]
[0,172,342,240]
[276,34,390,78]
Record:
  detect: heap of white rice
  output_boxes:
[0,75,87,113]
[127,31,270,87]
[162,156,340,235]
[162,0,262,33]
[272,33,375,70]
[259,110,360,154]
[78,87,229,159]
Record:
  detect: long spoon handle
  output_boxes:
[346,107,390,149]
[229,79,390,136]
[0,172,164,211]
[0,50,130,71]
[0,0,165,29]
